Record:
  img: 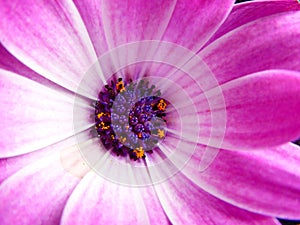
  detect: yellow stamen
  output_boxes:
[133,147,145,159]
[119,136,127,143]
[157,99,167,111]
[97,112,104,119]
[100,122,110,130]
[97,112,110,119]
[157,129,165,138]
[116,81,126,92]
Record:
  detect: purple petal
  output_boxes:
[0,133,92,183]
[76,0,176,52]
[205,0,300,47]
[0,144,57,184]
[154,173,279,224]
[0,0,98,92]
[200,11,300,85]
[182,143,300,219]
[0,43,76,94]
[60,172,169,225]
[0,70,85,157]
[162,0,235,51]
[72,0,109,57]
[198,70,300,150]
[0,43,42,81]
[0,150,82,225]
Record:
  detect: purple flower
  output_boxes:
[1,0,300,224]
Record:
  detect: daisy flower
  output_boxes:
[1,0,300,224]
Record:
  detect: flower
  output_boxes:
[1,0,300,224]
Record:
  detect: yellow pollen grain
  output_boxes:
[100,122,110,130]
[97,112,104,119]
[119,136,127,143]
[97,112,110,119]
[157,129,165,138]
[133,147,145,159]
[116,81,126,92]
[157,100,167,111]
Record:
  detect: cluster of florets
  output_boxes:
[94,78,167,160]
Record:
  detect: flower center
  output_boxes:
[94,78,167,161]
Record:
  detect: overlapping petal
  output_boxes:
[0,149,85,225]
[0,133,90,183]
[200,11,300,85]
[0,70,89,157]
[154,172,279,225]
[72,0,109,57]
[0,143,57,184]
[0,44,41,82]
[161,0,235,51]
[60,172,169,225]
[0,0,299,224]
[0,43,75,94]
[0,0,98,92]
[196,70,300,150]
[81,0,176,50]
[73,0,235,75]
[182,143,300,219]
[205,0,300,47]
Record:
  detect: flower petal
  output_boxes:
[75,0,176,53]
[0,70,89,157]
[200,10,300,85]
[0,43,41,81]
[0,43,76,94]
[199,70,300,150]
[154,172,279,224]
[0,149,83,225]
[0,144,57,184]
[205,0,300,47]
[0,132,91,183]
[162,0,235,51]
[72,0,109,57]
[60,172,169,225]
[0,0,98,92]
[182,143,300,219]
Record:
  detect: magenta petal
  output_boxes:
[183,143,300,219]
[102,0,176,46]
[0,151,81,225]
[201,11,300,84]
[61,172,169,225]
[0,44,42,82]
[72,0,109,57]
[154,173,279,224]
[162,0,235,51]
[0,135,82,183]
[200,70,300,150]
[205,0,300,47]
[0,0,98,92]
[0,43,75,94]
[0,70,75,157]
